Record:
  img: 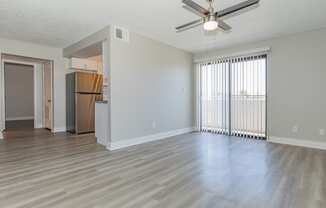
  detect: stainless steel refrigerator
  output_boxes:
[66,72,103,134]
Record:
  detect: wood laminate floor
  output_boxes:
[0,130,325,208]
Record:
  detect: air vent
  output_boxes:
[114,26,129,43]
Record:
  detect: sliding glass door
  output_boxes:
[200,55,267,139]
[201,61,229,134]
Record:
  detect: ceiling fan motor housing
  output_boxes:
[204,14,217,22]
[207,0,215,14]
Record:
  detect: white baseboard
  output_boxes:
[107,127,196,151]
[52,127,67,133]
[269,136,326,150]
[6,116,34,121]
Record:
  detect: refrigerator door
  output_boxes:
[76,93,103,134]
[66,73,76,132]
[75,72,103,93]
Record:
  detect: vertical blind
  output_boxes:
[201,60,229,135]
[199,54,267,139]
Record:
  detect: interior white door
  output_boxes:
[44,61,52,130]
[34,63,44,128]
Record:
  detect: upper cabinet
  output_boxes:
[69,58,98,72]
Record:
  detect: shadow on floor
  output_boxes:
[5,119,34,130]
[3,119,53,139]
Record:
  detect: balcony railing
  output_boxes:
[201,95,266,138]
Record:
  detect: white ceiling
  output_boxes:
[1,0,326,53]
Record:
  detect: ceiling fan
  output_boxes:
[176,0,260,32]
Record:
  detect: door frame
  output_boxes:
[0,56,54,132]
[43,61,54,131]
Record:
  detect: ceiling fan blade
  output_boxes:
[218,20,232,31]
[182,5,206,17]
[216,0,260,19]
[176,19,203,32]
[182,0,209,16]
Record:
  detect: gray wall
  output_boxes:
[4,63,34,120]
[195,28,326,142]
[110,31,194,142]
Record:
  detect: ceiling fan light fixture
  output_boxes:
[203,20,218,31]
[203,15,218,31]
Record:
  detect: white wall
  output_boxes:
[4,63,34,120]
[194,28,326,143]
[0,38,66,131]
[109,31,194,143]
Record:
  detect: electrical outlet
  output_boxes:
[319,129,325,136]
[292,126,298,133]
[152,121,156,129]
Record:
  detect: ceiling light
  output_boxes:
[203,16,218,31]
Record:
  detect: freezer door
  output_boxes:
[66,73,76,132]
[76,93,103,134]
[75,72,103,93]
